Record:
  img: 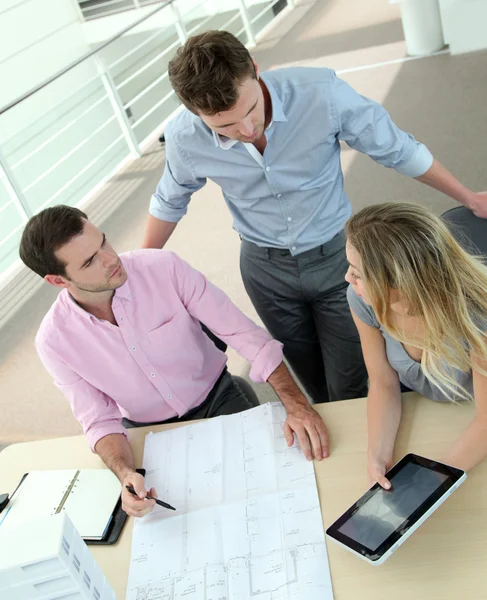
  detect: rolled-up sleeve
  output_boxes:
[332,72,433,177]
[149,123,207,222]
[36,340,127,452]
[167,252,284,383]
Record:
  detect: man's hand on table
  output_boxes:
[283,403,329,461]
[267,361,329,460]
[468,191,487,219]
[121,470,157,518]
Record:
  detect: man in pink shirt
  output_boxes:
[20,205,328,517]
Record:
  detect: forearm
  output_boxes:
[94,433,137,482]
[142,215,178,249]
[268,361,328,460]
[267,362,309,411]
[441,417,487,471]
[367,383,402,464]
[415,159,475,207]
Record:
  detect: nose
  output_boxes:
[100,249,118,269]
[344,267,353,284]
[239,117,254,137]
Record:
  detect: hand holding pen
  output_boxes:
[125,484,176,510]
[121,472,175,518]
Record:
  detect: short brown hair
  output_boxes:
[168,30,256,115]
[19,205,87,278]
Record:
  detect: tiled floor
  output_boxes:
[1,0,486,448]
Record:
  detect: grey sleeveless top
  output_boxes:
[347,285,479,402]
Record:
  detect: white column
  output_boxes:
[0,148,31,221]
[171,2,188,45]
[237,0,257,46]
[95,57,141,159]
[393,0,445,56]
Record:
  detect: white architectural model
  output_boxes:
[127,402,334,600]
[0,511,116,600]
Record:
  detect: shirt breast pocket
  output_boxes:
[146,314,179,354]
[146,313,204,371]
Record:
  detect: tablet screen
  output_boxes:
[337,463,449,551]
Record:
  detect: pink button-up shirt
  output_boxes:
[36,250,283,450]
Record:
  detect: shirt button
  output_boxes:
[119,317,124,322]
[277,194,282,198]
[287,217,292,222]
[265,166,271,172]
[292,246,296,251]
[151,372,156,378]
[132,346,136,351]
[168,395,173,399]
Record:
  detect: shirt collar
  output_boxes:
[64,291,93,321]
[114,267,132,301]
[261,74,287,124]
[213,131,238,149]
[212,74,287,150]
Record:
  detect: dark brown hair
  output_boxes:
[19,205,87,278]
[168,30,256,115]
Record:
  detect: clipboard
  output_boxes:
[0,468,145,545]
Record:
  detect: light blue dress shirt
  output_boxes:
[150,67,433,255]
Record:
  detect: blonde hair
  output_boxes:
[345,202,487,401]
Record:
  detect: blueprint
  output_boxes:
[126,402,333,600]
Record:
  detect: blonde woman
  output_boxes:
[344,203,487,489]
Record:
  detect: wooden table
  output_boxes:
[1,394,485,599]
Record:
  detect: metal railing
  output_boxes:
[79,0,163,21]
[0,0,292,282]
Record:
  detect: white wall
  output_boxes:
[439,0,487,54]
[0,0,92,137]
[81,3,162,45]
[0,0,129,278]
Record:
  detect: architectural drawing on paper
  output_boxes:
[126,403,333,600]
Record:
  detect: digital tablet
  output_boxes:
[326,453,466,565]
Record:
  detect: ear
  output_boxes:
[252,57,259,79]
[389,289,411,314]
[44,274,70,289]
[389,289,402,304]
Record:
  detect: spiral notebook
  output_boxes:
[0,470,122,540]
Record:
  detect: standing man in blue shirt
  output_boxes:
[143,30,487,405]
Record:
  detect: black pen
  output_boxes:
[125,484,176,511]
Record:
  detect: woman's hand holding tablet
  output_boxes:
[326,454,466,565]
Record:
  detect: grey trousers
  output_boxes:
[240,231,368,403]
[122,370,257,429]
